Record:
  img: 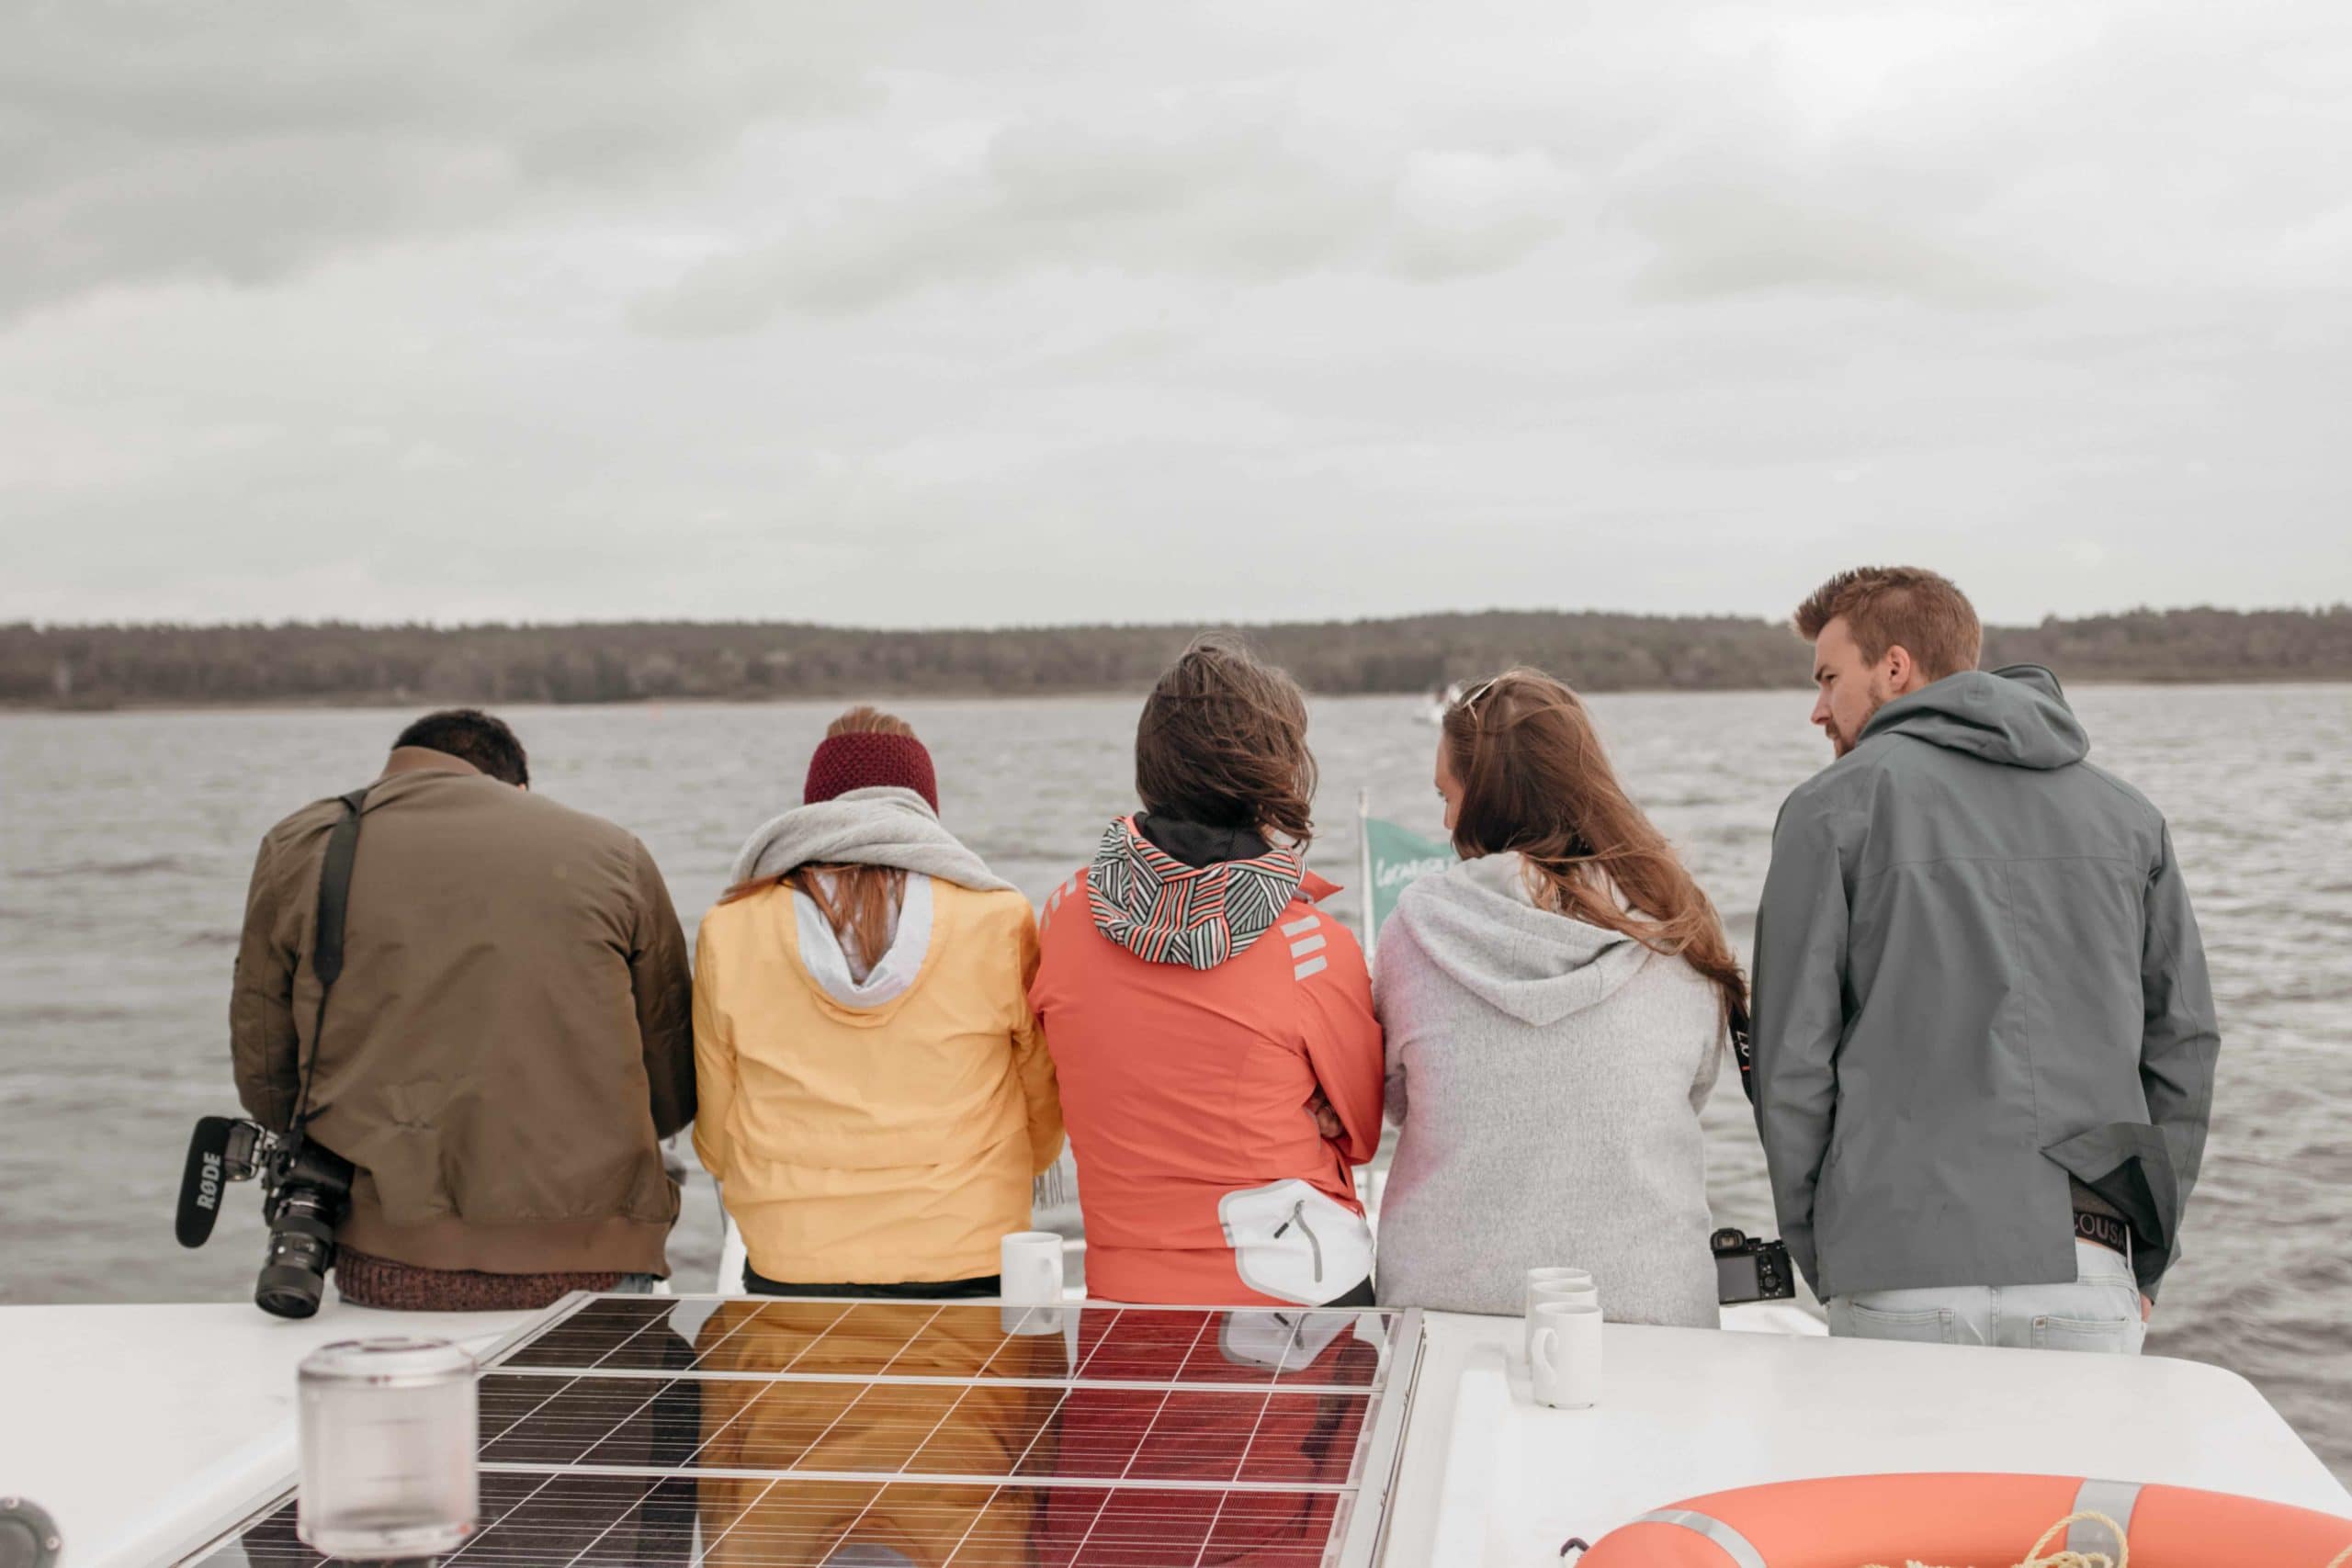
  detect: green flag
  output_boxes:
[1361,815,1454,951]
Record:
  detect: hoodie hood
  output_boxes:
[1858,664,2089,771]
[1398,852,1655,1027]
[1089,815,1304,969]
[729,785,1013,892]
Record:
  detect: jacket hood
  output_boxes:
[1858,664,2088,771]
[1136,811,1271,869]
[1396,852,1654,1027]
[1089,815,1303,969]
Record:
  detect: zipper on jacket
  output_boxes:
[1272,1199,1324,1283]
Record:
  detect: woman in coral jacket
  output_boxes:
[694,706,1064,1298]
[1031,636,1384,1308]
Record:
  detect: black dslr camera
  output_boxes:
[177,784,373,1320]
[1712,1227,1796,1305]
[176,1114,355,1319]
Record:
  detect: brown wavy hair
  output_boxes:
[1442,670,1749,1040]
[1794,566,1981,680]
[1134,634,1318,849]
[720,705,912,976]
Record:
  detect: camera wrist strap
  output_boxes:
[289,786,372,1133]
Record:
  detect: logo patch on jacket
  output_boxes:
[1088,816,1304,969]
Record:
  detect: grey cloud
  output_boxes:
[1619,165,2044,306]
[630,107,1577,333]
[5,0,2351,629]
[0,2,876,319]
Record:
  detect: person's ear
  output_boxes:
[1883,643,1917,694]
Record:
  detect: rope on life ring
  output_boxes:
[1866,1509,2352,1568]
[1863,1508,2126,1568]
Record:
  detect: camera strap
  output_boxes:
[290,786,372,1133]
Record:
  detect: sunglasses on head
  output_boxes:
[1453,675,1507,719]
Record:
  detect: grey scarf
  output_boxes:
[728,786,1013,892]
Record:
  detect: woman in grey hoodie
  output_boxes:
[1373,670,1747,1325]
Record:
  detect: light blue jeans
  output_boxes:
[1826,1240,2146,1354]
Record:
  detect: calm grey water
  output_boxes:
[2,687,2346,1476]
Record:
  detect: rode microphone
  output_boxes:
[175,1114,240,1248]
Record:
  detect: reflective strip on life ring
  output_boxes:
[2068,1478,2143,1555]
[1577,1473,2352,1567]
[1632,1508,1767,1568]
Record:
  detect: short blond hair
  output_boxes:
[1794,567,1982,680]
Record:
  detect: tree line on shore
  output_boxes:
[6,606,2349,709]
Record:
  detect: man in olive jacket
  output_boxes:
[231,708,695,1310]
[1751,569,2219,1353]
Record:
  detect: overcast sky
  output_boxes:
[4,1,2347,629]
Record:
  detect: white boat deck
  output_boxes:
[4,1300,537,1568]
[1388,1310,2352,1565]
[3,1295,2343,1567]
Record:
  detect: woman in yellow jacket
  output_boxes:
[693,706,1063,1296]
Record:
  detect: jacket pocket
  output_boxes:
[1217,1179,1373,1307]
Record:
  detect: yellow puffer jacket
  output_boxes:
[692,879,1062,1285]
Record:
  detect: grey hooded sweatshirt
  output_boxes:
[1751,665,2219,1304]
[1373,852,1724,1325]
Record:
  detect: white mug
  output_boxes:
[1000,1231,1065,1307]
[1525,1279,1599,1358]
[1528,1301,1602,1410]
[1529,1278,1599,1312]
[1524,1267,1594,1318]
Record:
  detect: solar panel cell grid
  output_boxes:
[201,1479,1346,1568]
[469,1371,1372,1488]
[498,1301,1391,1389]
[501,1297,681,1371]
[182,1296,1415,1568]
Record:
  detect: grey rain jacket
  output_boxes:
[1749,665,2218,1303]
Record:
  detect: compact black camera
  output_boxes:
[1712,1226,1796,1304]
[175,1114,355,1319]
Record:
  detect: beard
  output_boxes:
[1825,684,1892,758]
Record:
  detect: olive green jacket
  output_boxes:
[231,748,695,1276]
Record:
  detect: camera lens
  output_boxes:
[257,1259,326,1319]
[256,1188,340,1319]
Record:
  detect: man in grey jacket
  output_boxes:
[1750,567,2219,1353]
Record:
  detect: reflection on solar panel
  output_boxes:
[180,1296,1422,1567]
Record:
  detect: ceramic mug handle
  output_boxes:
[1532,1325,1558,1384]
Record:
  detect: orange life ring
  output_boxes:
[1575,1472,2352,1566]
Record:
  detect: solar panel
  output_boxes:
[177,1296,1422,1568]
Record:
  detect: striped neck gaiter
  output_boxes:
[1087,815,1304,970]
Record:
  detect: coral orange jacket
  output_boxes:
[1031,863,1383,1307]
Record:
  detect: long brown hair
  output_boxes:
[1442,670,1749,1040]
[719,705,912,976]
[1134,634,1318,848]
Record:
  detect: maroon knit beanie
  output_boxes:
[805,731,939,812]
